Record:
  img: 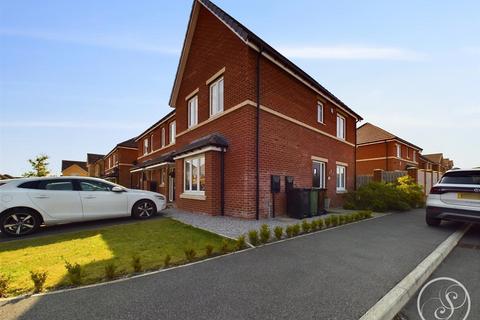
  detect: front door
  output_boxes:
[77,179,128,219]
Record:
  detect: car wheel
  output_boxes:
[0,208,41,237]
[426,216,441,227]
[132,200,157,219]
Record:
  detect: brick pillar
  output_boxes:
[407,168,418,182]
[373,169,384,182]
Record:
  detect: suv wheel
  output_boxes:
[0,208,41,237]
[426,216,441,227]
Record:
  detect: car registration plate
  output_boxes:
[457,193,480,200]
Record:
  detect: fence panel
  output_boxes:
[357,175,373,188]
[382,171,407,183]
[425,171,433,194]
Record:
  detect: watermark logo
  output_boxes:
[417,277,470,320]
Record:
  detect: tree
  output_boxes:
[23,155,50,177]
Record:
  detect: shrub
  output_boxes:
[310,219,318,231]
[184,248,197,262]
[339,215,346,225]
[259,224,271,244]
[164,254,172,268]
[363,210,373,218]
[343,177,424,212]
[301,220,311,233]
[0,273,10,297]
[30,271,48,293]
[317,218,324,229]
[331,215,339,227]
[273,226,283,240]
[292,224,300,236]
[205,244,214,256]
[285,225,294,238]
[104,263,117,280]
[324,216,332,228]
[64,261,82,285]
[221,239,230,253]
[248,230,259,246]
[132,255,142,273]
[235,236,246,250]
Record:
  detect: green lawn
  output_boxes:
[0,218,235,296]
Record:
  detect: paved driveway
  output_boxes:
[0,210,462,320]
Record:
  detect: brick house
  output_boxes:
[103,138,138,187]
[356,123,422,175]
[133,0,363,219]
[86,153,105,178]
[422,153,454,173]
[130,110,177,201]
[61,160,88,176]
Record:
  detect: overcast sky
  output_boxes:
[1,0,479,175]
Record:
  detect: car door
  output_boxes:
[27,179,83,222]
[77,179,128,219]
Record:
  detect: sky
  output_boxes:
[1,0,479,176]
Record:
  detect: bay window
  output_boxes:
[184,155,205,194]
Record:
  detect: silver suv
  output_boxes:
[426,168,480,226]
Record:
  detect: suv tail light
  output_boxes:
[430,186,445,194]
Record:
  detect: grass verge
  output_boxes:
[0,218,235,297]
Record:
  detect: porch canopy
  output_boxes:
[130,152,176,173]
[173,133,228,159]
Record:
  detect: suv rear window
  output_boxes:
[440,171,480,185]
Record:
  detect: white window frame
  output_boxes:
[109,157,112,169]
[336,165,346,192]
[313,161,326,189]
[336,114,346,140]
[183,154,205,195]
[143,138,149,155]
[413,150,416,162]
[188,95,198,128]
[161,127,166,147]
[396,144,401,158]
[209,77,224,117]
[169,121,176,144]
[317,102,324,124]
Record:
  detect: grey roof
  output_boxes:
[87,153,105,164]
[132,152,176,170]
[174,133,228,157]
[117,138,138,148]
[61,160,87,172]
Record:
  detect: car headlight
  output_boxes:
[155,194,166,201]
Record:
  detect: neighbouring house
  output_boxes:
[61,160,88,176]
[356,123,422,175]
[130,110,176,200]
[422,153,454,173]
[86,153,105,178]
[103,138,138,187]
[132,0,363,219]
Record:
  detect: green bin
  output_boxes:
[309,190,319,216]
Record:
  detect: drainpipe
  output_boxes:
[221,148,225,216]
[354,122,357,190]
[385,140,388,171]
[255,46,263,220]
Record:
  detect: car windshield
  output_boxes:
[440,171,480,185]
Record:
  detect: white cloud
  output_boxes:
[0,121,144,130]
[0,28,179,55]
[277,45,425,61]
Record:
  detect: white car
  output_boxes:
[0,177,167,237]
[426,168,480,226]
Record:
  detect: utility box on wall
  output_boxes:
[271,175,280,193]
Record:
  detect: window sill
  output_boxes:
[336,189,347,194]
[180,193,206,200]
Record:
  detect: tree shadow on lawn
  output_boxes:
[0,218,234,297]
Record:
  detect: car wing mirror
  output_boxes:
[112,186,125,192]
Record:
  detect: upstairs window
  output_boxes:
[161,127,166,147]
[413,151,416,162]
[143,138,149,155]
[169,121,176,144]
[336,114,346,140]
[396,144,401,158]
[188,96,198,128]
[210,77,224,116]
[317,102,324,123]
